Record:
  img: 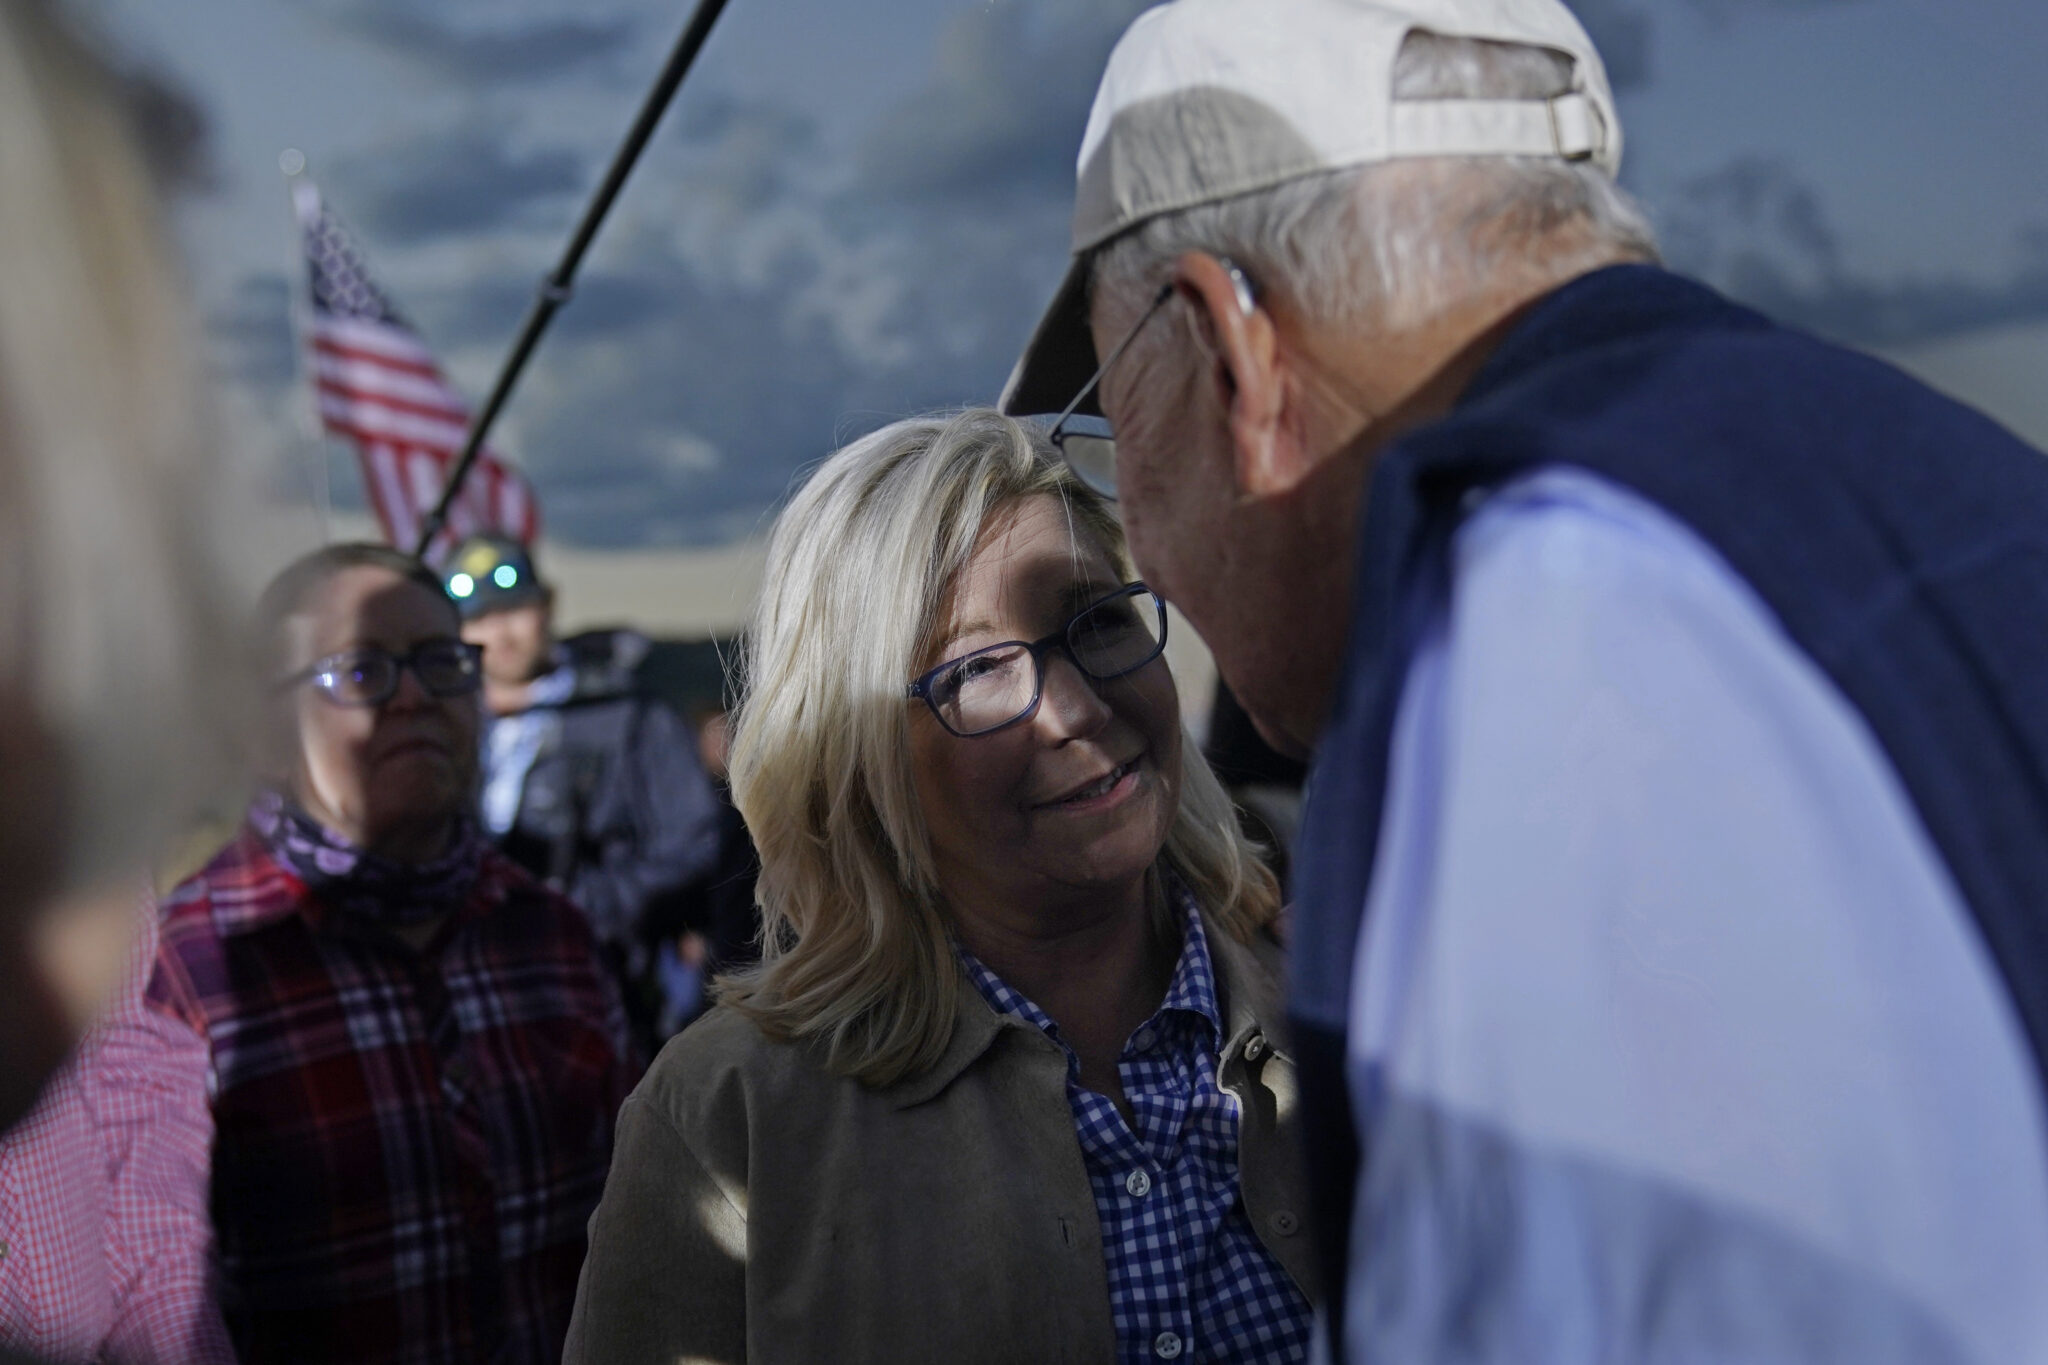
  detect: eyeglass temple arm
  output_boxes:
[1049,281,1175,431]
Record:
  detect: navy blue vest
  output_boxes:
[1292,264,2048,1339]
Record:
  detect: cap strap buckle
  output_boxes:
[1546,92,1601,162]
[1388,91,1605,164]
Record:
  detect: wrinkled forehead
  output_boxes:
[934,494,1125,633]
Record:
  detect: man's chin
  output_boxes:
[1248,710,1314,762]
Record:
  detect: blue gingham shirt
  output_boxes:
[957,897,1311,1363]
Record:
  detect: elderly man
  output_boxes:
[1004,1,2048,1361]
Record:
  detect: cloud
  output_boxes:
[307,0,635,86]
[1661,156,1841,290]
[857,0,1150,203]
[330,122,587,246]
[1566,0,1654,92]
[218,0,1729,549]
[52,2,216,191]
[206,273,297,394]
[117,61,215,191]
[1566,0,1876,94]
[357,13,1098,551]
[1660,157,2048,348]
[493,251,871,546]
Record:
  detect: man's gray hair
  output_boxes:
[1091,33,1658,349]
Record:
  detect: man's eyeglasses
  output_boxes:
[908,584,1168,738]
[277,640,484,708]
[1046,259,1257,500]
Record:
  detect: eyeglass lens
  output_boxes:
[1051,418,1118,499]
[315,643,480,705]
[1046,281,1173,501]
[928,588,1166,736]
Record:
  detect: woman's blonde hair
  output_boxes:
[720,408,1280,1086]
[0,2,237,890]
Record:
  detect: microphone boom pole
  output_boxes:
[414,0,734,557]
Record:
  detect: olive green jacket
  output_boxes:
[562,918,1317,1365]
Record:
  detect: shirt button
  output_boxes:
[1125,1168,1152,1198]
[1153,1331,1183,1359]
[1268,1209,1300,1237]
[1132,1026,1157,1052]
[1243,1035,1267,1062]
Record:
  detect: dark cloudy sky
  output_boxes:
[85,0,2048,548]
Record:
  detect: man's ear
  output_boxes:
[1172,252,1298,498]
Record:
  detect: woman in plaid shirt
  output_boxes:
[0,4,245,1363]
[149,545,638,1365]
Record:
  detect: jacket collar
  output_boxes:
[884,979,1015,1110]
[1460,264,1767,413]
[884,909,1289,1110]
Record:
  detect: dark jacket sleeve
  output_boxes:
[563,698,723,945]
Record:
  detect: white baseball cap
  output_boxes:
[1001,0,1623,418]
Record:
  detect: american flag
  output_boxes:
[293,179,540,554]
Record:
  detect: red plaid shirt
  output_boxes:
[149,823,638,1365]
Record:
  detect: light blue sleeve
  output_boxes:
[1341,470,2048,1365]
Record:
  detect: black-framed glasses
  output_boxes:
[276,640,484,708]
[908,584,1169,738]
[1046,259,1258,500]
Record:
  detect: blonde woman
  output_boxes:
[566,410,1315,1364]
[0,3,239,1361]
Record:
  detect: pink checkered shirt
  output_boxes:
[0,902,234,1365]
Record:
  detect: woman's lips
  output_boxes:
[1036,759,1140,812]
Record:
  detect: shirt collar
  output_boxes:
[206,810,507,943]
[888,894,1285,1111]
[952,884,1225,1055]
[529,659,578,707]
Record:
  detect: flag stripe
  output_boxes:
[310,337,442,383]
[313,316,438,369]
[315,379,469,429]
[312,357,470,415]
[318,402,471,457]
[364,444,418,550]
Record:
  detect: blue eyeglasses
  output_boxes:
[908,584,1168,737]
[276,640,483,708]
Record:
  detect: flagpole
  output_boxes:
[412,0,735,557]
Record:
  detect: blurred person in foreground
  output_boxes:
[149,543,637,1364]
[565,411,1315,1364]
[0,2,238,1360]
[1002,0,2048,1360]
[444,534,722,1050]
